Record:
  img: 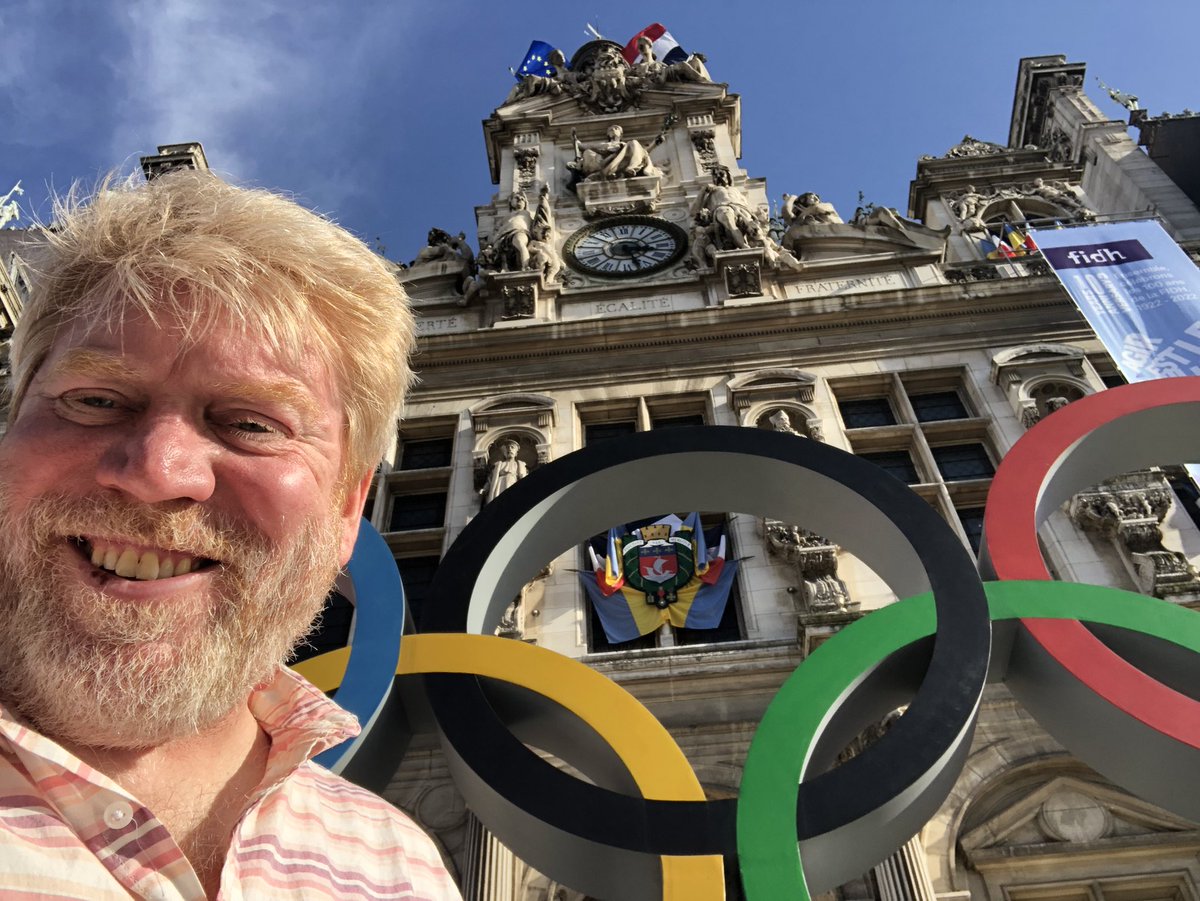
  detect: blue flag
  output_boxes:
[515,40,558,81]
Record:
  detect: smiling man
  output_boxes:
[0,172,462,900]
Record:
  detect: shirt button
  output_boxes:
[103,800,134,830]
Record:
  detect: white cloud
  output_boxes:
[107,0,421,204]
[111,0,303,176]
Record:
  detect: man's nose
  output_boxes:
[95,412,217,503]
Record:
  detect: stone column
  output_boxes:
[873,834,937,901]
[464,813,517,901]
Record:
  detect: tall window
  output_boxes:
[383,420,457,617]
[577,394,744,652]
[833,369,996,553]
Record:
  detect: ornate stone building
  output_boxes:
[4,49,1198,901]
[378,49,1200,900]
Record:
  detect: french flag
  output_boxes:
[622,23,689,66]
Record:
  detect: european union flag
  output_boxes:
[515,40,558,81]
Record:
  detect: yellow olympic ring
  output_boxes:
[295,633,724,899]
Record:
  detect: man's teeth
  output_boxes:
[90,545,196,580]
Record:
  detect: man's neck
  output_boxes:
[61,702,271,899]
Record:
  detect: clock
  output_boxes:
[564,215,687,278]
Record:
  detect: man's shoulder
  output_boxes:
[239,762,463,900]
[273,761,440,845]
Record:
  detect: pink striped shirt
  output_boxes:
[0,667,462,900]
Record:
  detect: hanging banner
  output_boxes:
[1031,219,1200,380]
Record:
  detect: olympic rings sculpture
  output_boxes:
[293,376,1200,901]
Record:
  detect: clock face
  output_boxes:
[564,216,687,278]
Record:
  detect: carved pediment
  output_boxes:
[961,775,1196,860]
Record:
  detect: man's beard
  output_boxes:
[0,490,343,749]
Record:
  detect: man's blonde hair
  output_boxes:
[9,170,415,479]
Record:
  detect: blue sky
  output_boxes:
[4,1,1199,264]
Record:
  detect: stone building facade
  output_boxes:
[378,49,1200,900]
[3,49,1198,901]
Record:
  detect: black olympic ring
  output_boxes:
[360,426,992,898]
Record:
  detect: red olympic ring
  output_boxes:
[981,376,1200,752]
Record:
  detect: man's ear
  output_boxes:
[338,470,375,566]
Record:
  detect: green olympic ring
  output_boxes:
[737,580,1200,900]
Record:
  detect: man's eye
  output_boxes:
[230,420,275,435]
[78,396,118,409]
[58,392,124,416]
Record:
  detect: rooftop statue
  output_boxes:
[630,34,711,84]
[412,227,474,269]
[504,48,573,105]
[781,192,843,227]
[1097,77,1140,112]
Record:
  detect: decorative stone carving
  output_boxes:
[765,521,854,613]
[686,208,717,270]
[728,370,818,419]
[724,261,761,298]
[1020,177,1095,220]
[694,165,761,251]
[940,134,1008,159]
[1020,381,1085,427]
[569,124,663,182]
[1068,470,1200,601]
[495,563,553,642]
[631,34,711,84]
[527,224,561,283]
[694,166,800,270]
[412,227,475,272]
[768,409,801,435]
[780,192,842,227]
[495,191,536,272]
[495,186,556,275]
[1038,788,1113,843]
[949,185,990,230]
[944,265,1002,284]
[501,283,535,319]
[753,406,824,442]
[513,146,540,187]
[689,128,718,170]
[576,42,638,113]
[480,436,529,504]
[1046,126,1074,163]
[503,49,572,105]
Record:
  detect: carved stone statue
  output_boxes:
[527,223,562,282]
[693,165,760,251]
[852,203,914,232]
[503,49,572,105]
[781,192,842,227]
[582,44,635,113]
[569,124,662,182]
[687,208,717,270]
[632,35,710,84]
[0,182,22,230]
[768,409,802,435]
[482,438,529,504]
[693,167,802,269]
[952,185,991,230]
[1023,178,1094,219]
[495,186,555,273]
[413,227,475,270]
[1097,77,1139,111]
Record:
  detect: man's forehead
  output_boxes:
[41,333,330,421]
